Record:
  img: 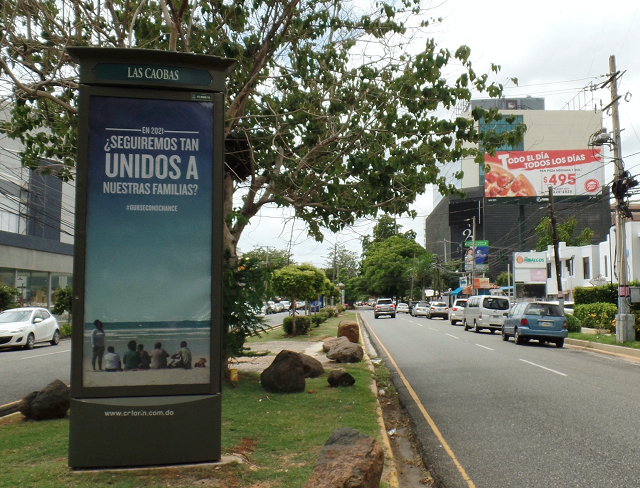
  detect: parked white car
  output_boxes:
[0,307,60,350]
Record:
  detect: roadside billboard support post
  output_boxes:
[67,48,235,469]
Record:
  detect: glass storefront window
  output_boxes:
[0,268,15,286]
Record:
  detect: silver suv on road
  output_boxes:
[374,298,396,319]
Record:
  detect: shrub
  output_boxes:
[574,302,617,333]
[0,283,20,311]
[336,304,346,313]
[565,314,581,333]
[311,314,324,327]
[283,316,311,336]
[574,284,617,305]
[59,322,72,338]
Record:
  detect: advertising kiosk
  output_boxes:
[67,47,235,468]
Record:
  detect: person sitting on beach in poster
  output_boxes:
[104,346,122,372]
[149,342,170,369]
[169,341,192,369]
[122,340,140,370]
[137,344,151,369]
[90,319,106,371]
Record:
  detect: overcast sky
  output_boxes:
[237,0,640,267]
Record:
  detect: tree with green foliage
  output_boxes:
[0,0,523,261]
[534,217,594,252]
[271,264,325,334]
[242,247,293,272]
[495,271,512,287]
[324,243,359,283]
[0,284,20,311]
[360,235,430,299]
[52,285,73,316]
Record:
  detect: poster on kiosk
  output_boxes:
[68,48,235,469]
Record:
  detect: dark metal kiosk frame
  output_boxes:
[67,47,235,469]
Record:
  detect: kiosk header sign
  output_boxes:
[68,48,235,469]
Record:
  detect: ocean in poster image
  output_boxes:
[82,321,211,387]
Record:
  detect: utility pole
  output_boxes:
[548,187,564,310]
[607,55,636,342]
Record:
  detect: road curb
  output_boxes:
[0,400,20,418]
[356,314,399,488]
[566,338,640,362]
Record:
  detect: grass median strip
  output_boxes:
[1,311,391,487]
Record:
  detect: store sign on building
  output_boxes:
[484,149,603,200]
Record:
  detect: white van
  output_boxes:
[463,295,510,333]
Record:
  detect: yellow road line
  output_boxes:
[364,319,477,488]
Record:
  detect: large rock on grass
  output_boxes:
[337,320,359,343]
[327,341,363,363]
[327,368,355,387]
[322,336,349,353]
[260,350,305,393]
[304,428,384,488]
[19,379,70,420]
[299,353,324,378]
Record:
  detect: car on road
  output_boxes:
[502,301,568,347]
[427,301,449,319]
[280,300,291,311]
[374,298,396,318]
[463,295,510,333]
[396,303,410,313]
[449,299,467,325]
[411,301,430,317]
[0,307,60,350]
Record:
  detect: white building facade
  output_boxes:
[513,221,640,300]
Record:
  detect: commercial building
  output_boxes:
[425,97,611,281]
[0,104,75,308]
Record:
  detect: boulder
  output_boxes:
[327,341,363,363]
[19,379,70,420]
[260,350,306,393]
[327,368,355,387]
[299,353,325,378]
[322,336,350,353]
[304,428,384,488]
[337,320,359,343]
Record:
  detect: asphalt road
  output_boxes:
[362,309,640,488]
[0,340,71,406]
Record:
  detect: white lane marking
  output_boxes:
[20,349,71,360]
[519,359,567,377]
[429,327,437,331]
[445,333,459,339]
[475,344,494,351]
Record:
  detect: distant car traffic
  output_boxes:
[396,303,410,313]
[427,301,449,319]
[502,301,568,347]
[411,301,430,317]
[0,307,60,350]
[449,299,467,325]
[374,298,396,318]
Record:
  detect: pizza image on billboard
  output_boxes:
[484,149,603,198]
[484,163,536,197]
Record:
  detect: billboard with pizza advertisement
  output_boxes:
[484,149,603,199]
